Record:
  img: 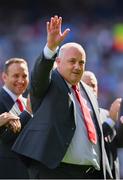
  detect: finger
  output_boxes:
[51,16,59,30]
[9,113,20,120]
[8,121,17,133]
[62,28,70,40]
[47,21,50,33]
[53,15,59,27]
[57,16,62,31]
[13,119,21,132]
[13,121,19,133]
[50,17,55,29]
[16,120,21,132]
[9,119,21,133]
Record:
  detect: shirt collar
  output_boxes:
[3,85,22,102]
[65,81,80,89]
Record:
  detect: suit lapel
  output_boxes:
[52,69,71,95]
[0,88,15,111]
[0,88,26,115]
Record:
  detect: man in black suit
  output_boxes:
[0,58,32,178]
[82,70,123,179]
[13,15,115,179]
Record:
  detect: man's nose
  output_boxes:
[18,77,24,83]
[75,63,81,70]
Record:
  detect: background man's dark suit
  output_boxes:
[0,88,31,179]
[81,70,123,179]
[109,115,123,179]
[13,54,112,179]
[100,108,123,179]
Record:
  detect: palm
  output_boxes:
[47,16,70,50]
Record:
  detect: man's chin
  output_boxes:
[16,90,24,96]
[71,80,80,85]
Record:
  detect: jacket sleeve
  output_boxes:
[30,52,56,113]
[102,122,116,141]
[115,121,123,147]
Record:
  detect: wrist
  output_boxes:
[44,44,59,59]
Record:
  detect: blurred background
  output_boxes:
[0,0,123,178]
[1,0,123,108]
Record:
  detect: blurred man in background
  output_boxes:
[82,70,123,179]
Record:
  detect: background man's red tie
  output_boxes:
[72,85,97,144]
[16,98,24,112]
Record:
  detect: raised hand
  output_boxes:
[109,98,122,122]
[47,15,70,51]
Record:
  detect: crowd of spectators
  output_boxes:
[0,14,123,110]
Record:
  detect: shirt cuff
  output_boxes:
[105,117,115,128]
[43,44,59,59]
[24,110,33,117]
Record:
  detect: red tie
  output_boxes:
[72,85,97,144]
[16,98,24,112]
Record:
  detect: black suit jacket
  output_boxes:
[0,88,31,179]
[100,108,123,179]
[12,53,112,179]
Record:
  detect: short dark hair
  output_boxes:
[3,58,28,73]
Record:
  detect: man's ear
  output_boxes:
[55,57,60,65]
[2,72,7,82]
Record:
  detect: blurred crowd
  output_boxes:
[0,15,123,110]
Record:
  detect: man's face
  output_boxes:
[82,73,98,97]
[57,47,86,85]
[2,62,29,96]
